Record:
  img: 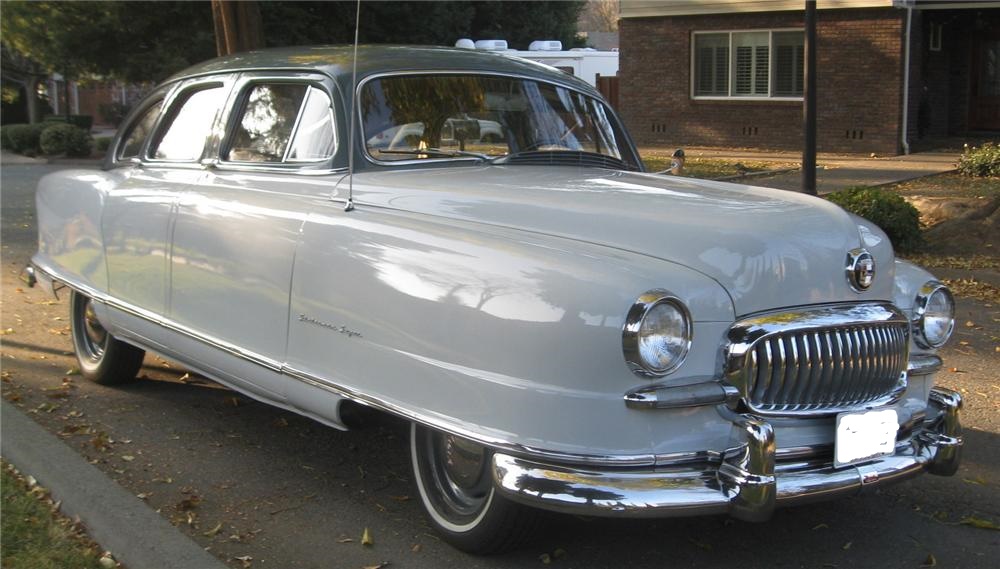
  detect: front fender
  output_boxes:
[35,169,121,293]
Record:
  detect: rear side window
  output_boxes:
[118,101,162,160]
[226,83,336,163]
[150,85,227,161]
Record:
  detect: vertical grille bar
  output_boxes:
[738,319,908,413]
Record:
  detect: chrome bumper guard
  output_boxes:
[492,386,962,520]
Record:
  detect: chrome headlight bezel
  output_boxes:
[912,281,955,349]
[622,290,692,378]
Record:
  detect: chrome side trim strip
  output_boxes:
[33,260,659,468]
[907,354,943,376]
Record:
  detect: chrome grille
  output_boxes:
[725,304,910,415]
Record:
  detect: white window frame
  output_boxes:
[690,28,805,101]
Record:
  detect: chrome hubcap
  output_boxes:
[79,298,108,359]
[441,435,487,490]
[416,427,492,520]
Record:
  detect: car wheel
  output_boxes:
[410,423,539,553]
[70,291,145,385]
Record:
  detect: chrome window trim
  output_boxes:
[912,281,955,349]
[354,69,637,169]
[621,289,692,378]
[219,75,339,169]
[145,78,232,165]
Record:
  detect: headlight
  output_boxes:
[913,281,955,349]
[622,290,692,377]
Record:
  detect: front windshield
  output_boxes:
[361,74,638,168]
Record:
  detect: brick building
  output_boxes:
[619,0,1000,155]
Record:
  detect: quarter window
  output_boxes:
[693,30,804,99]
[151,85,227,161]
[118,101,162,160]
[226,83,336,163]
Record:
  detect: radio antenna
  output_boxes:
[345,0,361,212]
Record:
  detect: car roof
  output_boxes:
[165,45,599,96]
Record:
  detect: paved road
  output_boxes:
[2,162,998,569]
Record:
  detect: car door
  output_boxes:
[167,73,344,398]
[102,78,230,318]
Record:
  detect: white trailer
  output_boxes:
[455,39,619,88]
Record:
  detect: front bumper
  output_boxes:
[492,386,962,521]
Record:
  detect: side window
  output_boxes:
[150,85,227,161]
[118,101,162,160]
[226,83,336,163]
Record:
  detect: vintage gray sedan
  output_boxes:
[28,46,962,553]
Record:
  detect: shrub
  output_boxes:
[957,142,1000,178]
[43,114,93,131]
[39,124,93,157]
[5,123,48,155]
[95,136,112,153]
[0,125,14,150]
[827,186,924,253]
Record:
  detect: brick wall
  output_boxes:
[620,8,905,155]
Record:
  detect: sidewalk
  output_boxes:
[1,400,228,569]
[644,146,961,194]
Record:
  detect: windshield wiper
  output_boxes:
[375,148,490,161]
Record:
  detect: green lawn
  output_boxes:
[1,463,107,569]
[641,155,795,179]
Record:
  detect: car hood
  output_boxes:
[349,166,895,317]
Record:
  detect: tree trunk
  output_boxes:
[211,0,264,56]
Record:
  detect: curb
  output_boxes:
[1,400,229,569]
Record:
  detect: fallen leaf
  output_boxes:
[842,541,852,550]
[273,417,288,428]
[390,495,410,502]
[539,553,552,564]
[226,397,240,407]
[362,563,389,569]
[361,527,373,546]
[234,555,252,568]
[98,554,116,569]
[121,455,135,462]
[137,492,151,500]
[65,367,81,376]
[177,495,201,511]
[965,321,976,328]
[336,537,353,544]
[921,553,937,567]
[812,523,829,530]
[411,543,422,553]
[203,522,223,537]
[963,476,988,485]
[960,516,1000,530]
[186,511,197,526]
[1,328,15,335]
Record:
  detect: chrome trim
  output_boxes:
[907,354,943,376]
[845,248,875,292]
[912,281,955,349]
[925,387,963,476]
[723,303,910,416]
[621,289,692,378]
[32,260,660,469]
[624,380,738,409]
[493,398,962,519]
[354,70,631,169]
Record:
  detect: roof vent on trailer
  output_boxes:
[475,39,508,51]
[529,40,562,51]
[454,38,475,49]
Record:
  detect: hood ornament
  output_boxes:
[846,249,875,292]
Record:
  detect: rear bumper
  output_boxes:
[492,386,962,521]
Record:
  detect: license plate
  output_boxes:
[834,409,898,468]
